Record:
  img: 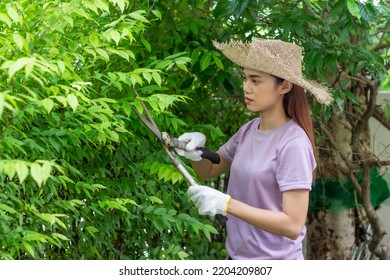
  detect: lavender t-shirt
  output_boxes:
[219,118,316,260]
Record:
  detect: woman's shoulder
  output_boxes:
[241,117,259,130]
[284,120,308,138]
[236,117,259,136]
[226,118,259,144]
[279,120,312,150]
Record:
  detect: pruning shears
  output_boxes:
[132,90,227,224]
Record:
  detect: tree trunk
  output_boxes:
[306,209,355,259]
[306,115,356,259]
[306,86,390,259]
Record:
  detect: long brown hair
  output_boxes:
[275,76,317,181]
[275,76,316,156]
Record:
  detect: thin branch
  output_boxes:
[347,75,388,258]
[318,122,361,173]
[374,43,390,52]
[331,70,342,88]
[379,160,390,166]
[373,107,390,131]
[347,75,368,84]
[194,7,210,14]
[352,74,378,150]
[345,168,363,198]
[376,143,390,159]
[344,110,361,120]
[316,146,388,168]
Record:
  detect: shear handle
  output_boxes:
[169,137,220,164]
[170,153,227,224]
[197,147,220,164]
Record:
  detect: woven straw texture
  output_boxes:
[213,38,333,105]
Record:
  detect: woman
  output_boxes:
[177,38,333,260]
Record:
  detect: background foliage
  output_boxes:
[0,0,389,259]
[0,0,222,260]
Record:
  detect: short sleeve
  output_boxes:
[218,131,239,164]
[218,119,257,164]
[276,136,316,192]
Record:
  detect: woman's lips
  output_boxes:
[244,97,253,104]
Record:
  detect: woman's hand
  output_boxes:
[175,132,206,161]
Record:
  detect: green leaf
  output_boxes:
[0,203,17,214]
[42,98,55,113]
[67,94,78,112]
[86,226,99,237]
[152,220,164,233]
[360,3,377,23]
[110,30,121,46]
[96,48,110,61]
[149,196,163,204]
[129,11,148,22]
[22,230,47,243]
[338,25,351,44]
[142,72,152,83]
[342,90,359,104]
[25,57,35,78]
[178,251,189,260]
[153,208,166,215]
[57,61,66,74]
[0,93,4,117]
[111,0,127,13]
[212,55,224,70]
[106,47,129,61]
[34,213,67,229]
[152,71,161,87]
[30,163,42,186]
[152,10,162,20]
[200,53,211,71]
[108,130,119,142]
[13,33,25,50]
[53,216,67,230]
[93,0,110,12]
[41,161,52,184]
[1,160,16,180]
[347,0,361,20]
[22,242,35,258]
[52,233,69,241]
[6,5,19,23]
[0,12,12,27]
[203,224,219,235]
[8,57,28,78]
[141,35,151,52]
[191,48,201,62]
[54,96,68,107]
[15,161,29,183]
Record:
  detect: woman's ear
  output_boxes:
[280,80,293,95]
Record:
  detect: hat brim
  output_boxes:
[214,40,333,105]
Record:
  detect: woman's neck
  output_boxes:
[258,109,289,131]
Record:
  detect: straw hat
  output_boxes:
[213,38,333,105]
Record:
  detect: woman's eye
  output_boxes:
[242,76,260,84]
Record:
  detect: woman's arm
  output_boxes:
[191,152,231,180]
[227,189,309,240]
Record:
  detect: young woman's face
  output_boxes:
[242,69,287,113]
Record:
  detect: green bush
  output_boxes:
[0,0,222,260]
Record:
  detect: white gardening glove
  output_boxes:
[187,185,231,216]
[175,132,206,161]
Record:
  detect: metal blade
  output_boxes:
[132,107,163,141]
[134,90,158,129]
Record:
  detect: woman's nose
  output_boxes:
[243,80,250,94]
